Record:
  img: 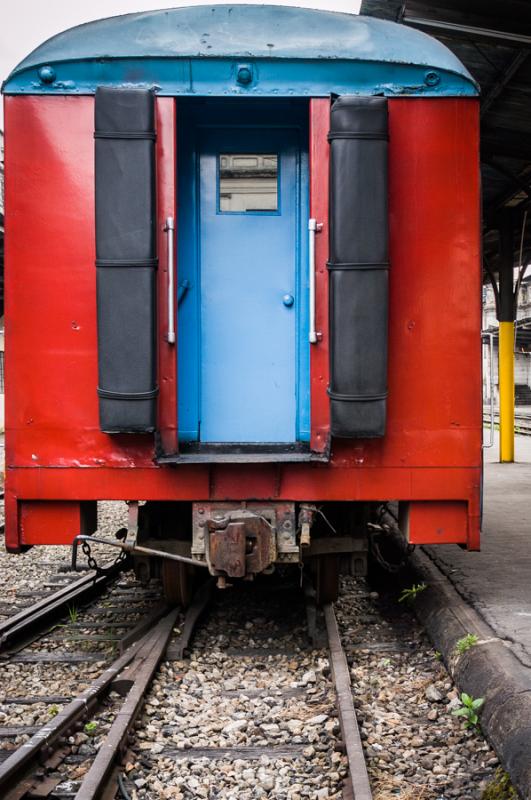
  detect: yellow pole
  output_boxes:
[499,321,515,463]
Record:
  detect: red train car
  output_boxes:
[2,6,481,603]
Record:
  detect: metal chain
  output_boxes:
[81,539,99,572]
[80,538,127,580]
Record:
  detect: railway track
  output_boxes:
[0,560,126,654]
[324,604,371,800]
[0,493,505,798]
[117,578,372,800]
[0,531,181,800]
[0,604,189,799]
[0,572,372,800]
[484,411,531,435]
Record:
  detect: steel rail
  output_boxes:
[74,611,180,800]
[324,603,373,800]
[0,560,125,652]
[75,581,213,799]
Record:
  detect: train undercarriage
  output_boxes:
[72,500,406,608]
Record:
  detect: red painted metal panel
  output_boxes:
[4,491,19,552]
[20,501,97,546]
[210,466,281,501]
[386,99,482,471]
[156,98,178,454]
[309,99,331,453]
[7,465,478,503]
[387,97,482,550]
[3,95,156,471]
[404,501,468,546]
[3,95,482,549]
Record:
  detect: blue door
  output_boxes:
[178,116,309,446]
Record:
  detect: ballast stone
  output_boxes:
[222,719,248,734]
[425,684,443,702]
[307,714,328,725]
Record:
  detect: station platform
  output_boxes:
[424,432,531,667]
[413,431,531,798]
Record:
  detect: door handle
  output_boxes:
[164,217,175,344]
[282,293,294,307]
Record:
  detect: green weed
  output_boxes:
[398,583,427,605]
[84,721,98,735]
[456,633,479,654]
[452,692,484,730]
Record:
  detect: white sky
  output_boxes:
[0,0,362,126]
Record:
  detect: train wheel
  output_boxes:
[315,555,340,606]
[162,560,194,608]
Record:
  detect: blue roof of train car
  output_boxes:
[2,5,478,97]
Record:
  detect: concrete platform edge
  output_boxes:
[409,549,531,800]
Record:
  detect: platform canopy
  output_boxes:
[360,0,531,273]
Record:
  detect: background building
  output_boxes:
[483,273,531,409]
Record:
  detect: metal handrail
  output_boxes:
[482,331,494,448]
[308,218,318,344]
[165,217,176,344]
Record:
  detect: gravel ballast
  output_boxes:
[122,574,503,800]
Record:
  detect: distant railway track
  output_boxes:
[0,560,125,654]
[484,411,531,435]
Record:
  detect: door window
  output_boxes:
[219,153,278,213]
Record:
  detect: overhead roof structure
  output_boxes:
[360,0,531,273]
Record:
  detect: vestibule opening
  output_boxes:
[171,98,311,461]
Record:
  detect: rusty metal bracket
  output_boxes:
[207,513,274,579]
[299,504,317,548]
[125,501,139,548]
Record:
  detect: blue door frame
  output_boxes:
[177,100,310,446]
